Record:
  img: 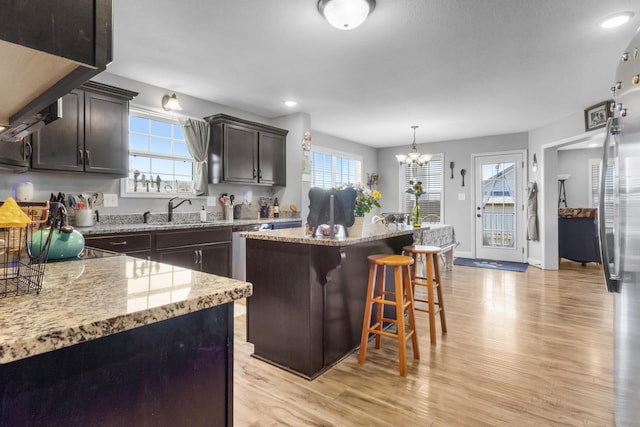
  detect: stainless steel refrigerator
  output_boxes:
[599,27,640,426]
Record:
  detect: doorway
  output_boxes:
[473,152,525,262]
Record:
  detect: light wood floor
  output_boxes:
[233,261,614,426]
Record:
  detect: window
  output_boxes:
[589,158,614,218]
[122,110,195,197]
[311,149,362,189]
[401,155,443,222]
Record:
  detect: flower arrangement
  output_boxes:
[354,184,382,217]
[406,180,424,227]
[406,180,425,200]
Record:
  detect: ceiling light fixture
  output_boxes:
[162,93,183,111]
[317,0,375,30]
[396,125,431,166]
[284,100,297,107]
[599,12,634,29]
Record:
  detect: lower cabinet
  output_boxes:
[156,244,231,277]
[85,226,232,277]
[84,232,151,260]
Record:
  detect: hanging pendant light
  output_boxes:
[396,126,431,166]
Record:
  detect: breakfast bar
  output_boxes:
[0,254,251,426]
[242,223,454,379]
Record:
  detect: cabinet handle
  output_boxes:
[253,168,257,179]
[193,250,198,264]
[85,150,91,167]
[258,169,262,180]
[78,150,84,165]
[22,141,32,160]
[109,241,128,246]
[198,249,203,265]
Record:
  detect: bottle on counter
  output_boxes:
[273,197,280,218]
[200,206,207,222]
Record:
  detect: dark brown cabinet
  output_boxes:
[155,227,232,277]
[84,231,152,260]
[31,81,137,176]
[206,113,287,186]
[85,226,233,277]
[0,0,113,127]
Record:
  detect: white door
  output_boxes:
[474,153,525,262]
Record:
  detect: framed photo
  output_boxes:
[584,101,611,131]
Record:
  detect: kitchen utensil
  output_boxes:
[460,169,467,186]
[218,195,226,206]
[230,194,235,205]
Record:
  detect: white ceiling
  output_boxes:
[108,0,640,148]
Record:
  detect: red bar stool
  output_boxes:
[402,245,447,345]
[358,254,419,377]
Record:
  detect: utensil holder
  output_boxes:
[224,205,233,221]
[75,209,93,227]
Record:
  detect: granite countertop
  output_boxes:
[78,217,301,235]
[240,223,448,246]
[0,256,252,364]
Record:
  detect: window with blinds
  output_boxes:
[311,150,362,189]
[589,158,614,220]
[401,155,443,222]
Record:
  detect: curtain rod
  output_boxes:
[130,105,205,123]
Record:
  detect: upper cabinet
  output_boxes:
[206,114,288,186]
[0,0,113,132]
[31,81,137,176]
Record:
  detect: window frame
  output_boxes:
[399,153,444,222]
[120,109,196,199]
[310,146,364,189]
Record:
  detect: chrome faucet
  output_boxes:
[168,197,191,222]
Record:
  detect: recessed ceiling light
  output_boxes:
[284,100,297,107]
[599,12,634,29]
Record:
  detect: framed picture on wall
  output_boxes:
[584,101,612,131]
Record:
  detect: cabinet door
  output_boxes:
[258,131,286,185]
[223,124,257,183]
[156,246,201,271]
[201,243,232,277]
[31,90,84,172]
[83,90,128,175]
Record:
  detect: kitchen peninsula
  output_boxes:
[242,223,454,379]
[0,254,251,426]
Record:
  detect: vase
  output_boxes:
[412,200,421,228]
[349,216,365,237]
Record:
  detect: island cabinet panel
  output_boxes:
[0,304,234,426]
[246,233,414,379]
[206,113,287,185]
[30,81,137,176]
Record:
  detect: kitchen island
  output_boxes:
[0,254,251,426]
[242,223,453,379]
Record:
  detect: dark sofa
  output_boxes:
[558,208,601,264]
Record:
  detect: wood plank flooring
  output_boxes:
[233,261,613,426]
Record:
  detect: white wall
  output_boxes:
[557,147,601,208]
[377,133,528,254]
[528,110,605,268]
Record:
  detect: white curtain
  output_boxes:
[180,119,210,196]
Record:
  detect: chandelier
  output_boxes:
[396,125,431,166]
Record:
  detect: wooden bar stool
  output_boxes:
[402,245,447,345]
[358,254,419,377]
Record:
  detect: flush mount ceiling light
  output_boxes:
[162,93,183,111]
[396,125,431,166]
[284,100,297,107]
[317,0,375,30]
[599,12,634,29]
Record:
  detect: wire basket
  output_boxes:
[0,201,55,297]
